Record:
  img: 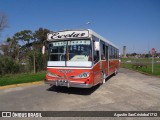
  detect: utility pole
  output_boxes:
[151,48,155,73]
[33,50,36,73]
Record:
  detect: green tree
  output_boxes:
[0,28,50,75]
[1,37,19,60]
[14,30,33,49]
[32,28,50,72]
[34,28,50,44]
[13,30,34,64]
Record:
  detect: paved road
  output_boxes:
[0,68,160,119]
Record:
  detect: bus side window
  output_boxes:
[100,41,106,60]
[113,48,115,59]
[109,46,112,59]
[117,49,119,59]
[115,49,117,59]
[102,44,106,60]
[105,45,108,60]
[94,51,99,64]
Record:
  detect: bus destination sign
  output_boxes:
[47,30,89,40]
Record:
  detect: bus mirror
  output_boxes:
[42,46,45,54]
[94,42,100,51]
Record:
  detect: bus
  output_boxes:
[44,29,120,88]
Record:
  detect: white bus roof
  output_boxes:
[47,29,118,49]
[88,29,119,49]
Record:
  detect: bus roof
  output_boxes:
[47,29,119,49]
[87,29,118,49]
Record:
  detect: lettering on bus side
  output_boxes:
[48,30,89,40]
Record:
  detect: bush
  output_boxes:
[0,56,22,75]
[27,51,47,72]
[0,51,47,75]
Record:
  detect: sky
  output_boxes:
[0,0,160,54]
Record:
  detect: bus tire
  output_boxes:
[101,72,106,84]
[114,68,117,76]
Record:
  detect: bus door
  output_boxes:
[100,41,107,78]
[93,39,101,85]
[105,45,109,76]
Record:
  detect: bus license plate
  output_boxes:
[57,80,68,86]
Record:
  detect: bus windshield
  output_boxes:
[48,39,92,67]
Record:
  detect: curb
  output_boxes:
[0,81,44,90]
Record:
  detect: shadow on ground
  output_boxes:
[46,74,114,95]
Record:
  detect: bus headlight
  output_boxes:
[73,72,90,78]
[47,71,58,77]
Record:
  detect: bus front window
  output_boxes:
[48,39,92,67]
[68,40,91,62]
[49,41,67,61]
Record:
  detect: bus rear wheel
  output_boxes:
[100,72,106,84]
[114,68,117,76]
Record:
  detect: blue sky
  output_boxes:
[0,0,160,54]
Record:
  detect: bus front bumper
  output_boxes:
[45,79,93,88]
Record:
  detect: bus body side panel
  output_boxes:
[92,62,103,85]
[102,60,107,75]
[109,60,114,75]
[109,59,120,75]
[115,59,120,71]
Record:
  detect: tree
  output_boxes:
[14,30,33,49]
[0,13,7,33]
[0,13,7,59]
[1,28,51,74]
[34,28,50,44]
[1,37,20,59]
[131,53,137,56]
[33,28,50,72]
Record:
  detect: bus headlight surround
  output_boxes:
[47,71,58,77]
[73,72,90,78]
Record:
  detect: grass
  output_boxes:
[0,58,159,86]
[0,71,46,86]
[121,58,160,63]
[121,58,160,77]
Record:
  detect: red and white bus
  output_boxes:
[44,29,120,88]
